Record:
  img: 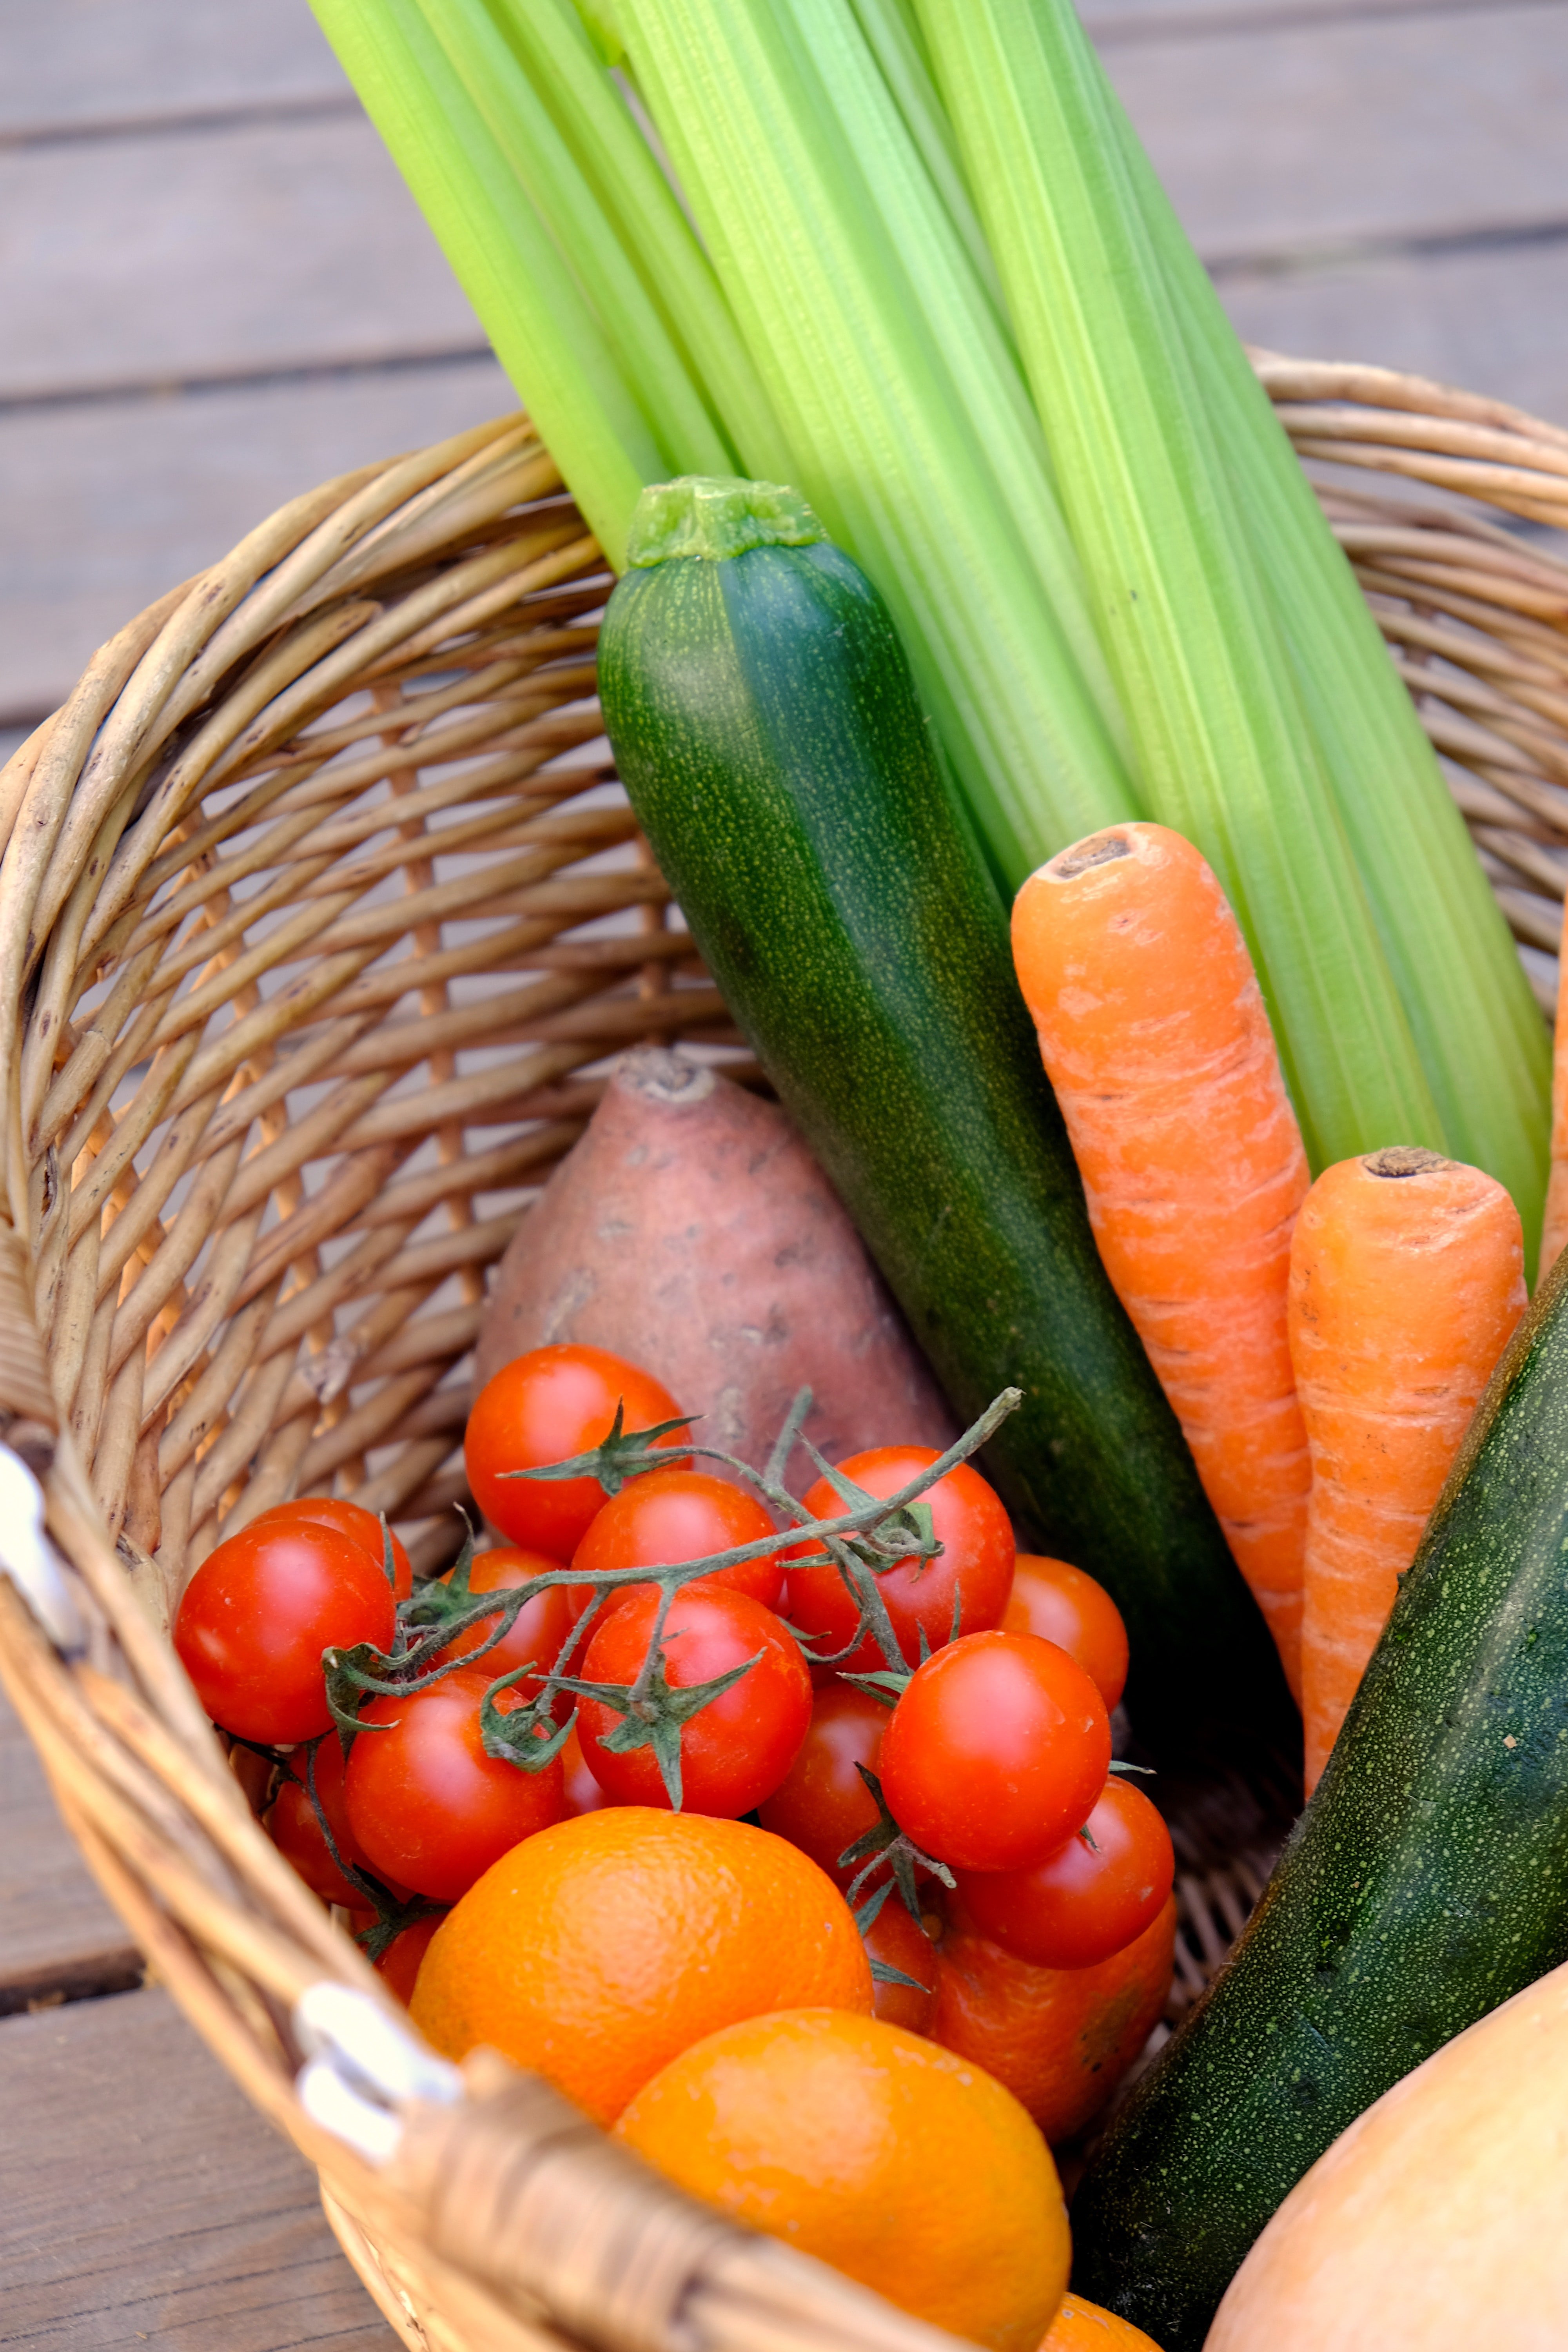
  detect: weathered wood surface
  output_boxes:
[0,354,511,736]
[0,1681,142,2016]
[0,1985,399,2348]
[1107,4,1568,259]
[2,116,484,400]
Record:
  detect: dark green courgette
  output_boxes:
[1071,1243,1568,2348]
[596,474,1294,1770]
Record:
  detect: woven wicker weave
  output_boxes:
[1,359,1566,2352]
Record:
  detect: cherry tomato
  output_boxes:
[265,1737,375,1907]
[373,1911,447,2007]
[877,1631,1112,1874]
[756,1681,891,1885]
[343,1675,565,1902]
[866,1896,940,2035]
[174,1522,395,1744]
[576,1586,812,1817]
[434,1546,578,1712]
[464,1345,687,1557]
[1003,1555,1129,1711]
[247,1497,414,1601]
[953,1779,1174,1970]
[566,1469,784,1624]
[560,1722,615,1817]
[784,1447,1013,1674]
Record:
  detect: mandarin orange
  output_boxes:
[614,2007,1069,2352]
[1040,2291,1167,2350]
[930,1894,1176,2142]
[409,1808,871,2124]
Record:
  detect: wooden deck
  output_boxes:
[2,0,1566,2339]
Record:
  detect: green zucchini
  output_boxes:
[596,475,1294,1769]
[1071,1245,1568,2348]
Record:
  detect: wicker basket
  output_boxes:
[2,357,1567,2352]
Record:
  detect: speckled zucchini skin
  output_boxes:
[596,532,1294,1769]
[1071,1249,1568,2349]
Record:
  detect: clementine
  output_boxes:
[1040,2291,1167,2350]
[930,1894,1176,2142]
[615,2007,1069,2352]
[409,1808,871,2124]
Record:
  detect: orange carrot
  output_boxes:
[1541,895,1568,1282]
[1288,1147,1524,1793]
[1011,821,1310,1697]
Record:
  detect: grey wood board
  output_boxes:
[0,1681,142,2014]
[1082,0,1561,31]
[0,353,516,723]
[0,0,349,136]
[0,1984,400,2347]
[1221,234,1568,431]
[1103,3,1568,261]
[2,114,488,404]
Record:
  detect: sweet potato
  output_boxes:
[474,1049,958,1480]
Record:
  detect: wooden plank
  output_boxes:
[0,0,347,135]
[1,116,486,404]
[0,353,515,726]
[1082,0,1557,36]
[0,1984,400,2347]
[1100,3,1568,260]
[1218,233,1568,433]
[0,1681,142,2017]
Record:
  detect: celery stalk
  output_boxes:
[1104,92,1550,1252]
[616,0,1140,871]
[311,0,653,562]
[485,0,797,485]
[915,0,1442,1168]
[412,0,744,478]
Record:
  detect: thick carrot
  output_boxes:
[1011,821,1310,1696]
[1289,1146,1524,1792]
[1541,895,1568,1281]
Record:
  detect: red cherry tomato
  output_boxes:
[877,1631,1112,1874]
[464,1345,687,1557]
[434,1546,578,1713]
[373,1911,447,2006]
[1003,1555,1129,1711]
[265,1737,376,1907]
[576,1586,812,1817]
[560,1722,615,1817]
[784,1447,1013,1674]
[567,1468,784,1625]
[866,1896,939,2035]
[174,1522,396,1744]
[247,1497,413,1601]
[953,1778,1175,1969]
[756,1681,891,1885]
[343,1675,565,1902]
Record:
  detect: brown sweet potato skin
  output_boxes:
[474,1049,958,1478]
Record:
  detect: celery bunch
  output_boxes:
[309,0,1550,1251]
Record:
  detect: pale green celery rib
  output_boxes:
[782,0,1132,785]
[415,0,740,489]
[915,0,1442,1169]
[485,0,797,485]
[617,0,1138,876]
[844,0,1005,319]
[309,0,652,564]
[1104,89,1550,1257]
